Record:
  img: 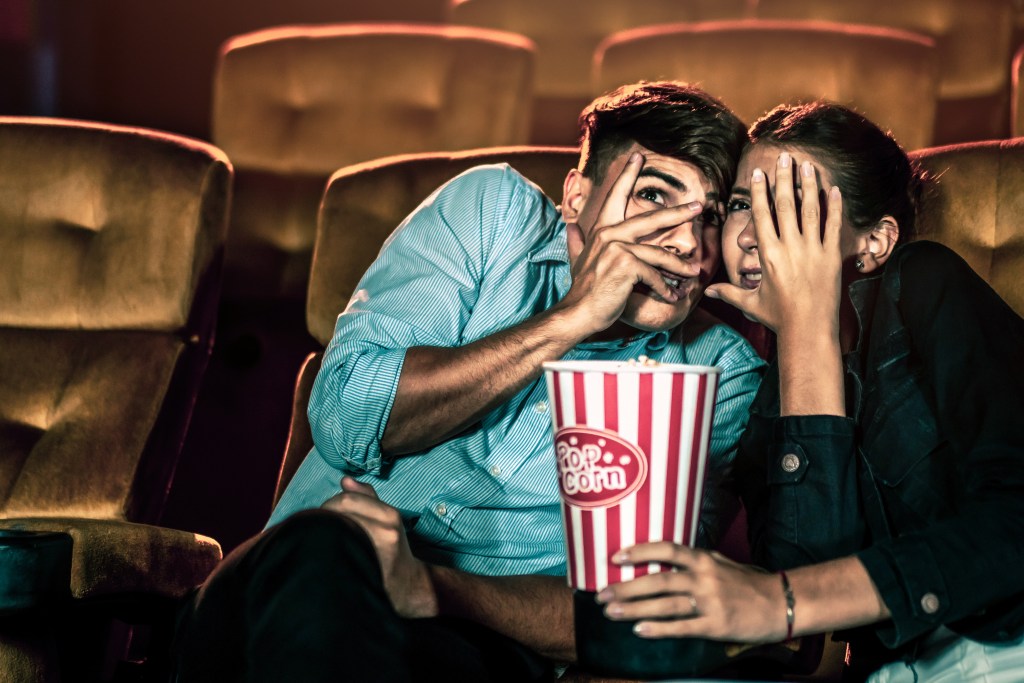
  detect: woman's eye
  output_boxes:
[726,198,751,213]
[635,187,666,206]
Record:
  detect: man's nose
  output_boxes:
[652,221,700,259]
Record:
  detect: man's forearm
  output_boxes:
[428,566,576,662]
[381,305,588,456]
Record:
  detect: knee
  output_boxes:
[251,508,379,578]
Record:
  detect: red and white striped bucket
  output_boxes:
[543,360,720,592]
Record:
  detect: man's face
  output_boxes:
[568,143,722,334]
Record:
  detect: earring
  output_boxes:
[855,259,865,271]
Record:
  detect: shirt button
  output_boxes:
[781,453,801,473]
[434,503,447,517]
[534,400,548,413]
[921,593,941,614]
[490,465,502,477]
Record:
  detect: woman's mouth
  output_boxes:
[739,269,762,290]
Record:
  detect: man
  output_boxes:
[175,81,764,682]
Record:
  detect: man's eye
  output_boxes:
[726,198,751,213]
[635,187,666,206]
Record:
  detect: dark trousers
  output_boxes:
[173,509,554,682]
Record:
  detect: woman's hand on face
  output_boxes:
[595,542,788,644]
[707,152,843,338]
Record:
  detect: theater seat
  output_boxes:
[1012,44,1024,138]
[911,138,1024,317]
[0,118,230,681]
[212,22,537,302]
[755,0,1015,144]
[449,0,751,146]
[594,19,940,151]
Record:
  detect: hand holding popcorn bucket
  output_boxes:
[543,359,724,678]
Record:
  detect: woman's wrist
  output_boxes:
[777,330,845,416]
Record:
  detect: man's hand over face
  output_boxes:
[559,152,705,337]
[322,477,438,619]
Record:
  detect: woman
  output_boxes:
[593,103,1024,681]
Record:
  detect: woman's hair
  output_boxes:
[577,81,746,200]
[748,102,925,240]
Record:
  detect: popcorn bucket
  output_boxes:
[543,359,722,678]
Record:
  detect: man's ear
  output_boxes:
[856,216,900,273]
[561,168,590,223]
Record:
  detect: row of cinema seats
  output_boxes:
[448,0,1017,146]
[167,15,1024,553]
[2,112,1022,680]
[9,0,1019,149]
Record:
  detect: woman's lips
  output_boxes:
[739,269,762,290]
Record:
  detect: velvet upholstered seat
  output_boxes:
[911,138,1024,318]
[594,19,941,152]
[755,0,1015,144]
[0,118,230,681]
[211,22,537,303]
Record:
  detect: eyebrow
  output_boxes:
[638,167,719,201]
[638,167,687,192]
[730,186,751,198]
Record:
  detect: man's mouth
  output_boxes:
[634,268,699,301]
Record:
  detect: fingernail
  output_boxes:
[605,604,624,617]
[704,288,720,299]
[630,152,642,163]
[596,589,613,604]
[830,186,841,199]
[686,201,703,212]
[801,161,813,178]
[752,168,764,183]
[633,622,650,636]
[612,551,630,563]
[779,152,791,169]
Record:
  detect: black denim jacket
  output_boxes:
[732,241,1024,657]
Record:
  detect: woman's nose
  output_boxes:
[737,216,758,252]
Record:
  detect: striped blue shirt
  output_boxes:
[269,164,765,576]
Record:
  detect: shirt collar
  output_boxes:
[576,329,672,352]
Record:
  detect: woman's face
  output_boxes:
[722,143,858,290]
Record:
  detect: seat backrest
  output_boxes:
[213,23,536,175]
[910,138,1024,317]
[212,23,536,300]
[449,0,752,144]
[0,118,231,522]
[449,0,751,102]
[594,19,940,151]
[755,0,1014,101]
[1012,44,1024,138]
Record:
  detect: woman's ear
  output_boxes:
[856,216,900,273]
[561,169,590,223]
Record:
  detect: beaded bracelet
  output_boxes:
[779,570,795,642]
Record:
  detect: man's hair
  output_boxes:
[577,81,746,199]
[749,102,924,240]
